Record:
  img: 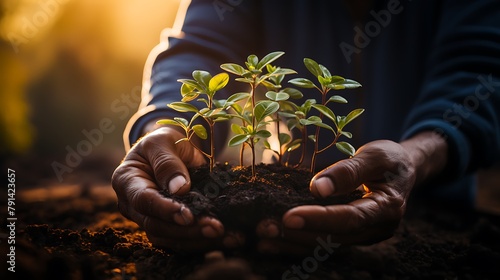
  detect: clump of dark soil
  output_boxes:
[3,169,500,279]
[168,164,362,239]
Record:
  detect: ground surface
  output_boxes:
[2,169,500,280]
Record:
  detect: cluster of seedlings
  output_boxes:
[157,51,364,179]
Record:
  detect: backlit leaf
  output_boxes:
[228,134,250,146]
[288,78,316,88]
[221,63,246,76]
[192,124,207,139]
[304,58,322,77]
[168,102,199,113]
[336,142,355,156]
[257,51,285,70]
[208,73,229,93]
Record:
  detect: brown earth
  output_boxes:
[2,163,500,280]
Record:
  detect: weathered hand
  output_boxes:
[257,132,447,254]
[112,127,227,252]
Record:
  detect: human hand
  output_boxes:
[112,126,229,252]
[257,132,447,254]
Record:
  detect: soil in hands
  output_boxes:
[165,163,363,244]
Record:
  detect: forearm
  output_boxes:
[400,131,448,187]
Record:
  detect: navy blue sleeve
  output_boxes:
[124,0,260,150]
[402,0,500,181]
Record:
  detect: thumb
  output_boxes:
[310,140,400,198]
[310,156,376,198]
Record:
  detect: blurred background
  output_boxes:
[0,0,180,185]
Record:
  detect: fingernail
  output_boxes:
[169,175,186,194]
[314,177,335,198]
[265,223,280,238]
[202,225,219,238]
[173,206,192,225]
[284,215,305,229]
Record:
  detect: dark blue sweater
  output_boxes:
[125,0,500,205]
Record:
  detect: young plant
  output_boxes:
[156,70,231,172]
[289,58,364,173]
[261,64,304,165]
[220,52,296,179]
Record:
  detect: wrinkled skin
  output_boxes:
[112,127,243,252]
[112,127,447,253]
[256,132,448,255]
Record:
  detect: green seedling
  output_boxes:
[156,70,234,172]
[288,58,364,173]
[221,51,297,179]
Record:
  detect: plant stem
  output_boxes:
[250,80,257,179]
[208,98,215,173]
[310,87,328,173]
[276,114,282,164]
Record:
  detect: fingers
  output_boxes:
[133,127,203,195]
[310,140,412,198]
[280,195,402,244]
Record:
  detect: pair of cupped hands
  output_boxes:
[112,126,445,254]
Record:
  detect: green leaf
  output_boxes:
[212,99,225,108]
[328,79,362,90]
[247,54,258,68]
[208,72,229,93]
[235,77,254,84]
[308,135,316,143]
[318,75,331,86]
[231,123,244,134]
[254,101,279,122]
[314,122,335,132]
[174,117,189,128]
[344,108,365,126]
[279,133,291,145]
[156,119,181,127]
[257,51,285,70]
[300,116,322,126]
[228,134,250,146]
[304,58,322,77]
[340,131,353,138]
[282,88,303,99]
[221,63,246,76]
[266,64,276,74]
[339,79,362,88]
[181,92,199,102]
[192,124,207,139]
[311,104,336,123]
[193,70,211,89]
[178,79,201,91]
[265,91,289,102]
[330,75,345,83]
[288,78,316,88]
[180,82,197,96]
[225,92,250,107]
[263,140,273,150]
[268,68,297,76]
[254,129,272,138]
[336,142,356,156]
[168,102,199,113]
[327,95,348,104]
[260,79,280,90]
[319,64,332,78]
